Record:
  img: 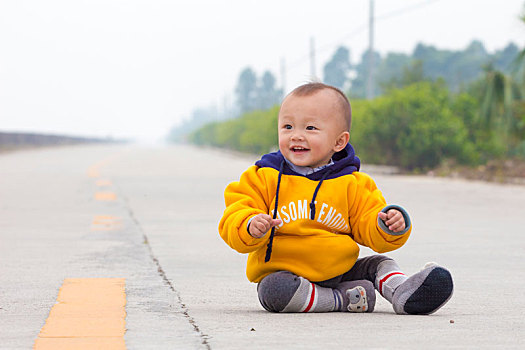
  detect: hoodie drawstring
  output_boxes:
[309,169,332,220]
[265,163,333,262]
[264,160,285,263]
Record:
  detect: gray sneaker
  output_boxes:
[392,263,453,315]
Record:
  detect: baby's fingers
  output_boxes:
[254,220,270,233]
[384,210,401,226]
[379,210,406,232]
[378,212,388,221]
[388,219,405,232]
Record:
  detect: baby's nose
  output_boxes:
[291,131,305,140]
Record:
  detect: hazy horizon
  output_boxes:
[1,0,524,143]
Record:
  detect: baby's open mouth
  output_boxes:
[291,146,309,153]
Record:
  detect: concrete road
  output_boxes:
[1,144,524,349]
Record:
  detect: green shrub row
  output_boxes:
[189,106,279,155]
[189,81,522,171]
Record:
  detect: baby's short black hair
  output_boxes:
[288,82,352,131]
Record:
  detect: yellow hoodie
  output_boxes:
[219,144,411,283]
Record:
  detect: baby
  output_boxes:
[219,82,453,314]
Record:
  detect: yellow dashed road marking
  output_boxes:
[34,278,126,350]
[95,192,117,201]
[87,153,123,178]
[91,215,123,231]
[88,168,101,179]
[34,337,125,350]
[96,179,113,187]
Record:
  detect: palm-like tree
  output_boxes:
[478,5,525,145]
[473,6,525,155]
[479,63,515,133]
[516,9,525,96]
[511,7,525,145]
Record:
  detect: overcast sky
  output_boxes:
[1,0,524,142]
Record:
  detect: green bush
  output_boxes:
[351,82,478,170]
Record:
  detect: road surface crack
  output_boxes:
[122,194,211,349]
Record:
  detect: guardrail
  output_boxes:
[0,131,122,151]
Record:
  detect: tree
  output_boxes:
[514,7,525,96]
[412,43,452,78]
[257,71,282,110]
[323,46,351,90]
[235,67,258,114]
[412,42,488,92]
[479,64,512,130]
[494,43,519,72]
[235,68,282,115]
[381,60,427,91]
[375,52,411,92]
[349,49,381,98]
[469,62,523,156]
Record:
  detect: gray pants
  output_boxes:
[258,255,391,312]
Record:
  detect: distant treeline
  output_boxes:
[169,40,521,143]
[0,132,118,151]
[345,41,519,98]
[181,26,525,171]
[189,54,525,170]
[168,68,283,143]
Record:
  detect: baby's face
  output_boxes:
[278,89,348,168]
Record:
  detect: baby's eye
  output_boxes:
[306,125,317,130]
[283,124,292,130]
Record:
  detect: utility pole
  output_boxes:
[280,57,287,94]
[366,0,375,100]
[310,36,316,80]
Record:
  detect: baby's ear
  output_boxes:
[334,131,350,151]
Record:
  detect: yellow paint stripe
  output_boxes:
[34,337,125,350]
[34,278,126,350]
[92,215,120,223]
[91,215,123,231]
[96,179,113,187]
[87,154,122,179]
[95,192,117,201]
[87,165,101,178]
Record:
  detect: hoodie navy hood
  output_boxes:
[255,143,360,180]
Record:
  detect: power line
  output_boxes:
[376,0,441,21]
[286,0,441,73]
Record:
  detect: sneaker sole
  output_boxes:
[404,267,453,315]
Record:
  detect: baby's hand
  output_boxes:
[378,209,406,233]
[248,214,282,238]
